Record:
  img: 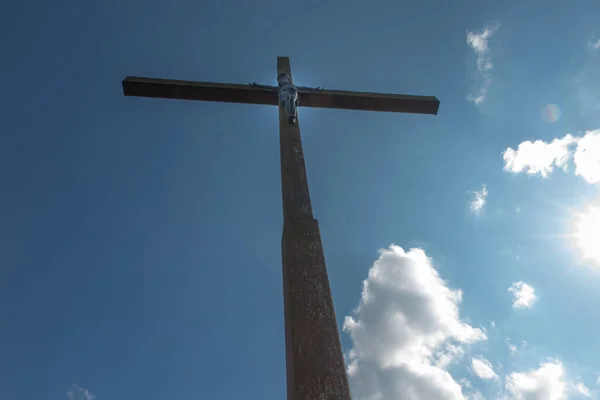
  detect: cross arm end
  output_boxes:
[121,76,280,106]
[298,88,440,115]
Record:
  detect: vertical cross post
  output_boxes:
[278,57,351,400]
[122,56,439,399]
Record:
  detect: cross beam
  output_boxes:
[121,56,439,400]
[123,78,440,115]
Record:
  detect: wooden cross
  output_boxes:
[122,56,439,400]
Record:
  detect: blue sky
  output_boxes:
[2,0,600,399]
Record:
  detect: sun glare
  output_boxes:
[574,206,600,264]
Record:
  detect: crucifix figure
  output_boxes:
[122,56,439,400]
[249,72,324,123]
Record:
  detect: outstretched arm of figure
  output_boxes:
[297,85,324,91]
[247,82,278,90]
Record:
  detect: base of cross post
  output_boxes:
[281,216,352,400]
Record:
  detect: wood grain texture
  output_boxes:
[278,56,351,400]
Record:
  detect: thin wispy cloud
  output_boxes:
[506,337,527,358]
[507,343,518,356]
[576,34,600,116]
[508,281,537,309]
[67,385,95,400]
[466,22,500,104]
[573,381,593,398]
[469,185,488,214]
[588,32,600,50]
[503,130,600,184]
[470,356,499,381]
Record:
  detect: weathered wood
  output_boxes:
[297,88,439,115]
[122,77,278,106]
[281,218,351,400]
[278,56,351,400]
[122,76,439,115]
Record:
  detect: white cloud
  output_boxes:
[466,22,500,104]
[503,135,577,178]
[504,361,595,400]
[344,245,486,400]
[505,360,567,400]
[470,356,499,381]
[67,385,95,400]
[573,130,600,183]
[508,281,537,309]
[469,185,488,214]
[503,130,600,184]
